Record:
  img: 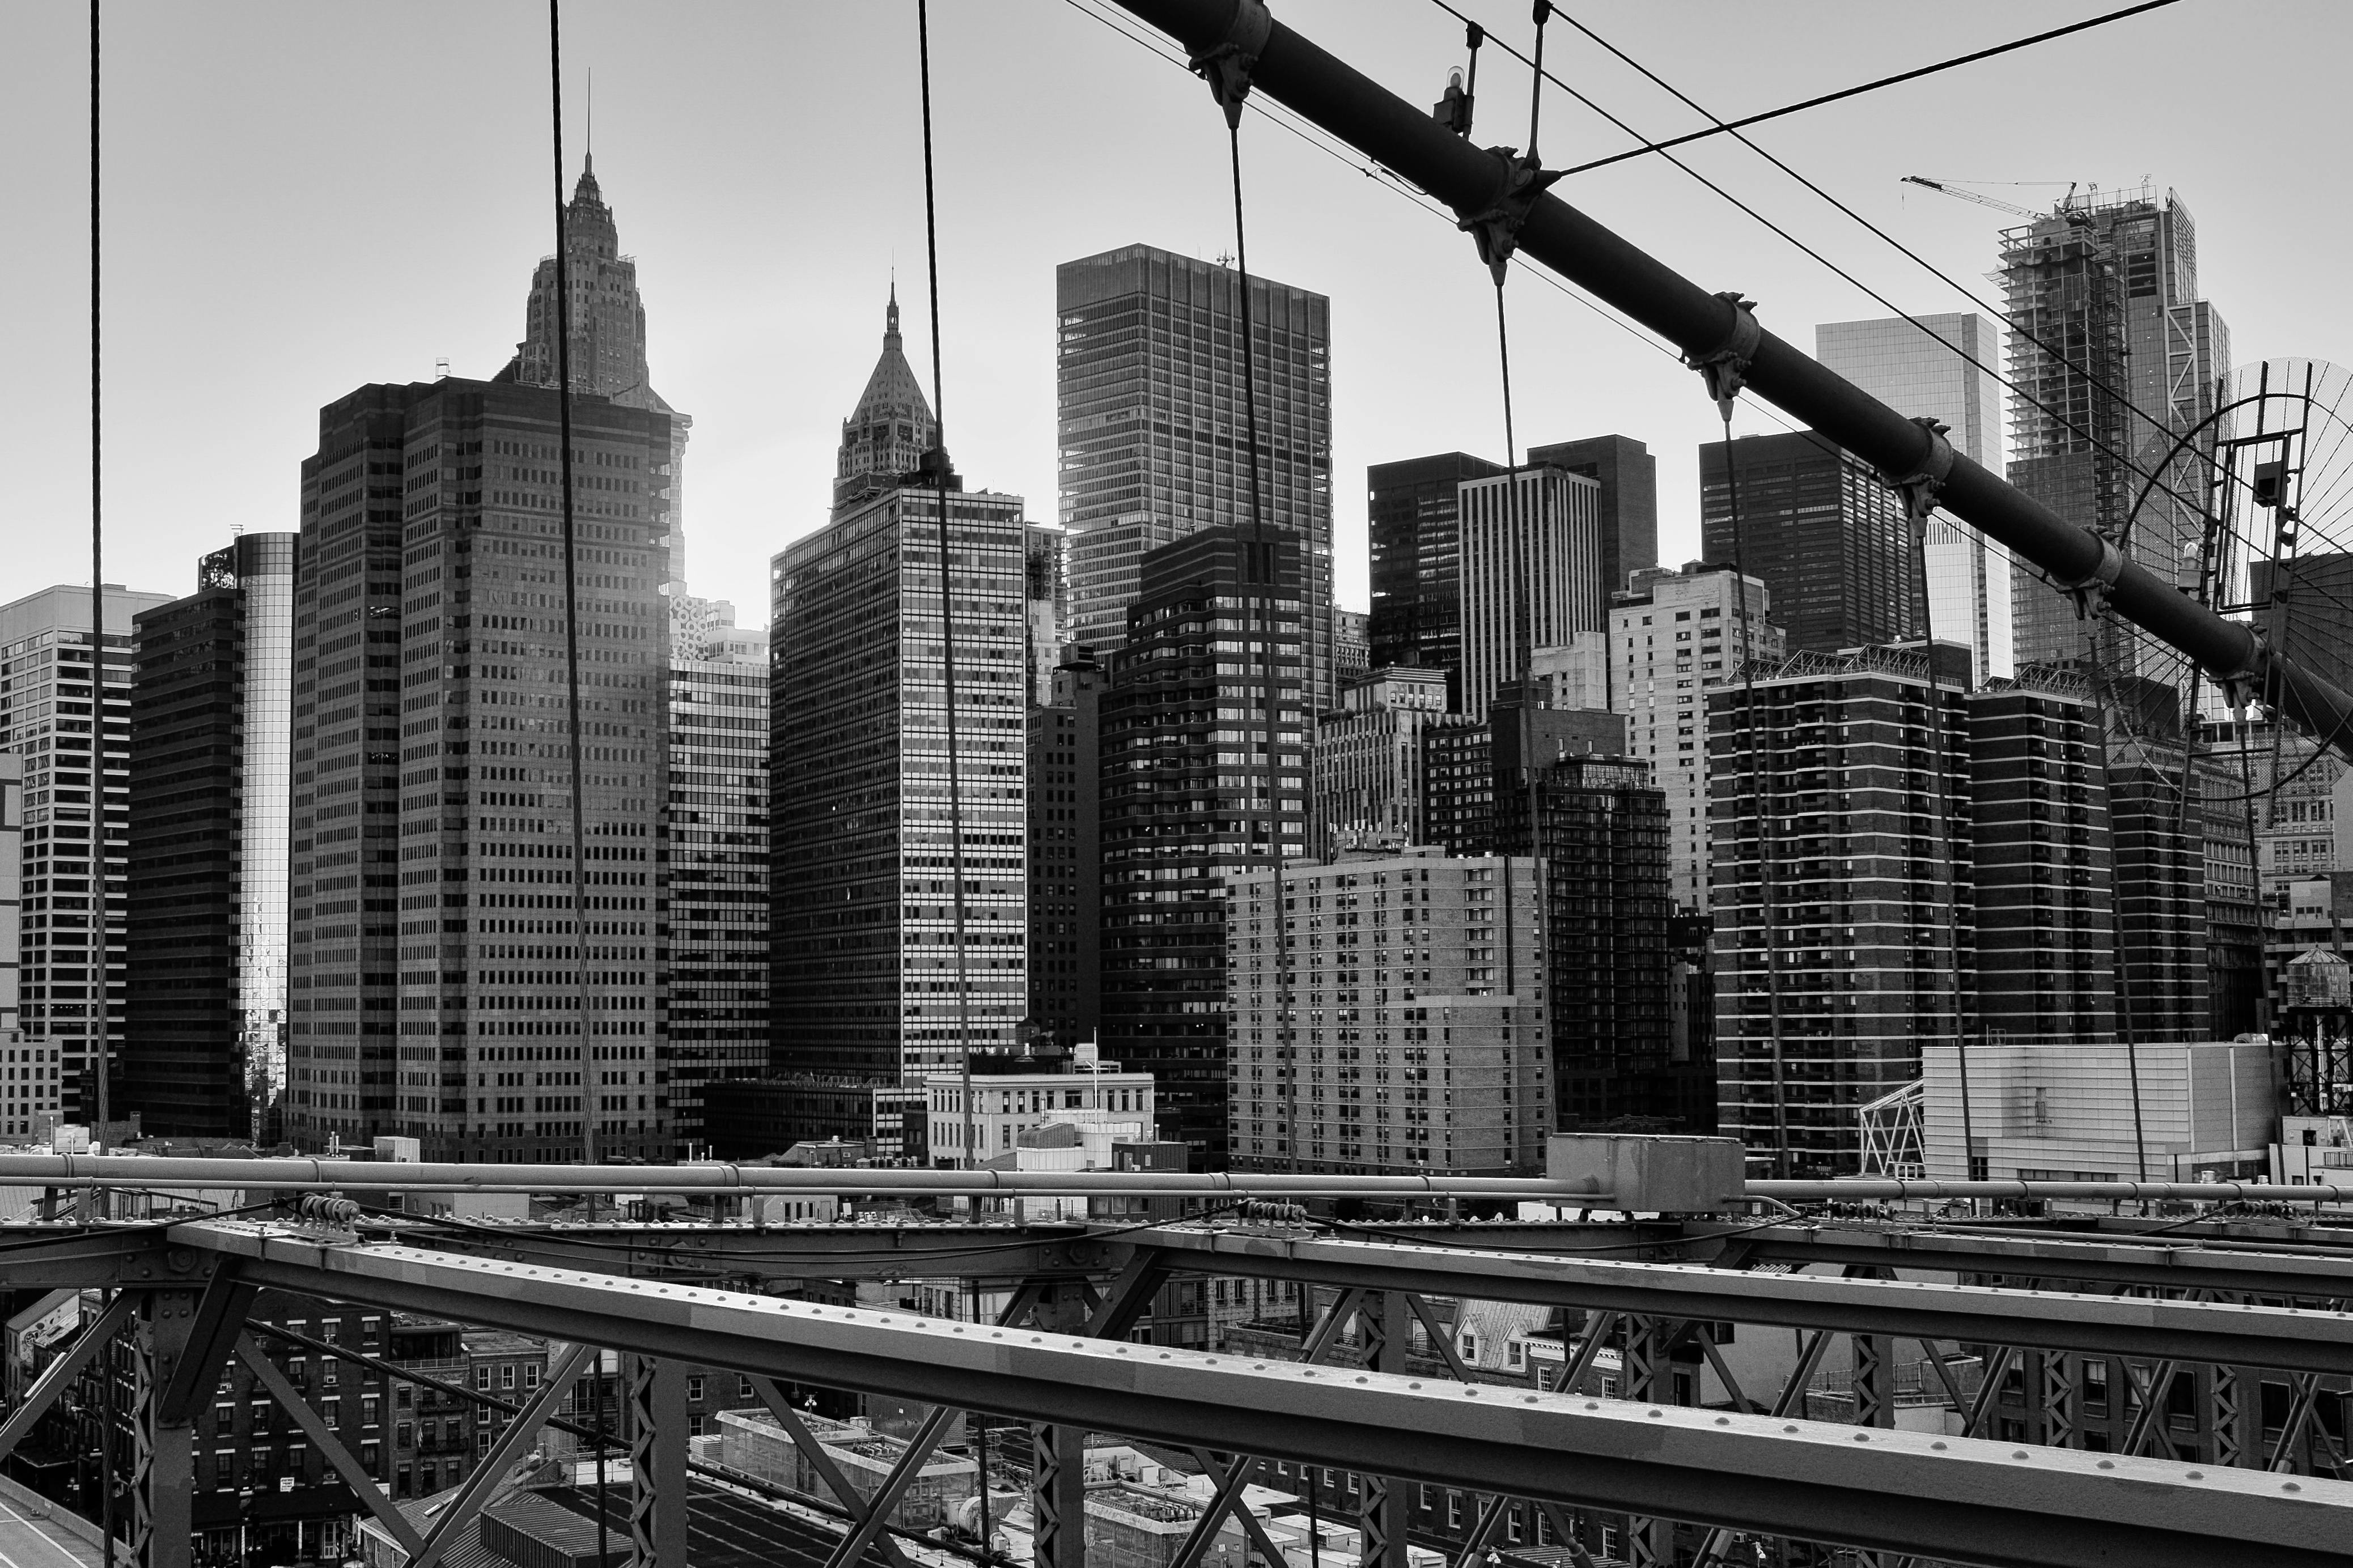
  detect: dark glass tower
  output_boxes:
[1099,525,1306,1165]
[1057,245,1334,709]
[288,377,673,1161]
[1524,434,1659,604]
[125,534,298,1141]
[1365,452,1504,708]
[1699,433,1917,657]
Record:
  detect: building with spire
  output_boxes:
[507,160,692,590]
[770,294,1029,1088]
[834,288,937,513]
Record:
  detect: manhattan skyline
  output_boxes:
[8,1,2350,629]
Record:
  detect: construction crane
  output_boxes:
[1901,175,2094,226]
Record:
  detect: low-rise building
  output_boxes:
[1226,847,1549,1175]
[925,1042,1154,1168]
[1922,1039,2274,1182]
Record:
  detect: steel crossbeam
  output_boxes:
[1123,1229,2353,1374]
[154,1221,2353,1567]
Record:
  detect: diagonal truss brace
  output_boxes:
[820,1404,957,1568]
[157,1269,257,1427]
[0,1290,133,1467]
[1177,1447,1290,1568]
[751,1379,911,1568]
[406,1342,594,1568]
[235,1333,425,1559]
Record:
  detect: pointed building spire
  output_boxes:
[834,284,936,512]
[887,278,901,349]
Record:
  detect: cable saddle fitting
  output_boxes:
[1188,0,1273,127]
[1456,148,1563,285]
[1684,292,1761,418]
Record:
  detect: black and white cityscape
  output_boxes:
[3,5,2353,1567]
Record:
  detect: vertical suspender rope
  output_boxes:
[1718,415,1790,1179]
[1225,110,1291,1176]
[1902,486,1972,1181]
[2081,628,2150,1180]
[91,0,110,1163]
[549,0,597,1182]
[914,0,977,1170]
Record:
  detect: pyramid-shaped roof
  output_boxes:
[834,287,939,509]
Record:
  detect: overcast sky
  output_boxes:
[6,0,2350,624]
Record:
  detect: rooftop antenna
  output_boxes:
[586,66,593,171]
[435,356,450,381]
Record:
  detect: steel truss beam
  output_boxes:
[1123,1230,2353,1374]
[235,1333,426,1559]
[162,1222,2353,1568]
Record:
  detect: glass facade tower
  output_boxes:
[1816,313,2014,685]
[1057,245,1335,710]
[125,534,298,1141]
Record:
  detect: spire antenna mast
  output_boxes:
[586,66,593,169]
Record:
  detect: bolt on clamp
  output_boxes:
[1685,292,1761,418]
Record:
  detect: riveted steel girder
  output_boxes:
[166,1221,2353,1568]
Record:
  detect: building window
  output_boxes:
[686,1376,706,1403]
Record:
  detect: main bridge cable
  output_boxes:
[1432,0,2291,597]
[548,0,597,1184]
[914,0,978,1170]
[1533,4,2310,568]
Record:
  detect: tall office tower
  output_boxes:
[1699,434,1917,656]
[1057,245,1336,708]
[509,161,692,588]
[1964,666,2118,1046]
[1710,645,1972,1177]
[1366,452,1506,709]
[665,600,768,1157]
[1099,525,1307,1164]
[0,757,23,1131]
[288,377,672,1161]
[1420,705,1625,857]
[1311,667,1451,857]
[1227,848,1549,1175]
[1524,435,1659,601]
[1816,314,2013,685]
[1024,524,1067,704]
[2002,188,2228,683]
[1028,650,1103,1052]
[1610,564,1783,914]
[124,536,298,1141]
[1457,466,1603,720]
[1492,737,1676,1130]
[0,583,172,1127]
[770,464,1029,1083]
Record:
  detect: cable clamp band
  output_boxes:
[2208,626,2270,710]
[1189,0,1274,129]
[1455,147,1562,286]
[1879,417,1955,524]
[2052,533,2125,620]
[1684,293,1761,417]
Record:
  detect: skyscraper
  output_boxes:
[1099,525,1307,1163]
[509,160,692,589]
[125,534,299,1141]
[1024,524,1067,704]
[0,755,24,1133]
[1816,313,2013,685]
[1457,465,1603,720]
[665,600,769,1156]
[834,291,936,512]
[1965,665,2117,1046]
[1523,434,1659,602]
[1710,645,1972,1176]
[0,583,172,1127]
[1366,452,1506,708]
[1699,433,1917,657]
[287,377,673,1160]
[1056,245,1335,708]
[2000,188,2228,684]
[770,311,1029,1085]
[1027,649,1103,1052]
[1610,563,1783,915]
